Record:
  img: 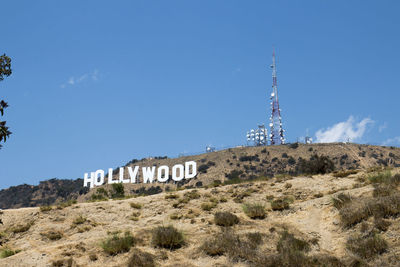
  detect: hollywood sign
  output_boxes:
[84,161,197,188]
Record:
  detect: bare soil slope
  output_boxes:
[1,166,399,267]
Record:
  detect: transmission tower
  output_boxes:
[269,49,286,145]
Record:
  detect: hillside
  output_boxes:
[1,143,400,209]
[0,165,399,266]
[0,179,88,209]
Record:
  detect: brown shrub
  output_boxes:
[346,232,388,259]
[201,202,217,211]
[200,230,256,262]
[332,193,352,210]
[339,200,371,227]
[271,199,290,211]
[127,248,155,267]
[152,225,184,250]
[374,218,391,232]
[214,212,239,227]
[40,230,63,241]
[243,203,266,219]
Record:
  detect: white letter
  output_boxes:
[128,166,139,183]
[108,168,119,184]
[119,167,130,183]
[172,164,184,181]
[142,166,156,183]
[83,172,94,188]
[185,161,197,179]
[94,169,105,186]
[157,165,169,182]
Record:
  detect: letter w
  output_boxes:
[142,166,156,183]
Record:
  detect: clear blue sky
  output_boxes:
[1,1,399,189]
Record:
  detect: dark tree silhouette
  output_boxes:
[0,54,12,148]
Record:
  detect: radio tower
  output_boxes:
[269,49,286,145]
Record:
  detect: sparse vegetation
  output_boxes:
[243,203,266,219]
[152,225,184,250]
[101,231,136,255]
[214,211,239,227]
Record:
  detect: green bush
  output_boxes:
[102,231,136,255]
[40,205,53,212]
[130,202,142,209]
[152,225,184,250]
[90,187,109,201]
[214,212,239,227]
[0,248,20,258]
[368,171,392,184]
[111,183,125,198]
[243,203,266,219]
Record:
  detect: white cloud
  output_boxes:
[382,136,400,146]
[379,122,388,133]
[315,116,374,143]
[60,70,99,88]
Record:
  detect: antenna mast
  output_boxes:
[269,49,285,145]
